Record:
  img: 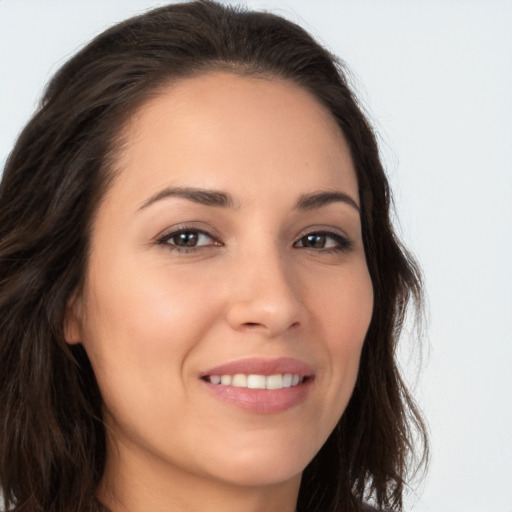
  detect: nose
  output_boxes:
[225,246,307,338]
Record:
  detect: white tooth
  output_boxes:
[232,374,248,387]
[291,374,300,386]
[282,373,293,388]
[221,375,232,385]
[209,375,221,384]
[266,374,283,389]
[247,374,266,389]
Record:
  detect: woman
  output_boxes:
[0,2,428,511]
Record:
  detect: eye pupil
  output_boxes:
[304,234,326,248]
[175,232,199,247]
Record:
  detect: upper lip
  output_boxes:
[200,357,314,378]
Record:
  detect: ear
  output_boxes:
[63,292,83,345]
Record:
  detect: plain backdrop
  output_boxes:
[1,1,511,511]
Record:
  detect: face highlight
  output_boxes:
[65,72,373,506]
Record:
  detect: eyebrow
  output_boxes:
[296,191,360,212]
[138,186,359,213]
[138,186,236,210]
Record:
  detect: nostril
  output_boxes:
[243,322,260,328]
[241,320,301,331]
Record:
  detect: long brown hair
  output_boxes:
[0,2,428,511]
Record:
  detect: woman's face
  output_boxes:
[66,72,373,492]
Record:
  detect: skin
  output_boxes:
[65,72,374,512]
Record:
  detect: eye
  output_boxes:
[157,228,220,252]
[294,231,352,252]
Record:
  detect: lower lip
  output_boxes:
[202,379,312,414]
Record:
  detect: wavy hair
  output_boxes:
[0,2,428,511]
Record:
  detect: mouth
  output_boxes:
[202,373,307,389]
[200,358,314,414]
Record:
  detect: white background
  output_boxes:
[1,1,511,511]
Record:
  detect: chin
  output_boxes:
[197,436,319,488]
[212,460,304,488]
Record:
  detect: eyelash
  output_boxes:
[294,231,353,252]
[156,227,353,254]
[156,228,220,254]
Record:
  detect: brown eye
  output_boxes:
[294,232,352,251]
[300,234,329,248]
[158,229,219,251]
[172,232,201,247]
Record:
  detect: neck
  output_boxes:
[97,436,301,512]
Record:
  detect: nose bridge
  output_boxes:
[226,239,305,336]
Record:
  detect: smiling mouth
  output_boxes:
[200,357,314,413]
[202,373,307,390]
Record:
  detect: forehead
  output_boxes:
[111,71,358,207]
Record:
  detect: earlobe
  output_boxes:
[63,293,83,345]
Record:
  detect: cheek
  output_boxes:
[79,258,223,409]
[310,260,373,349]
[308,263,373,418]
[85,255,218,342]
